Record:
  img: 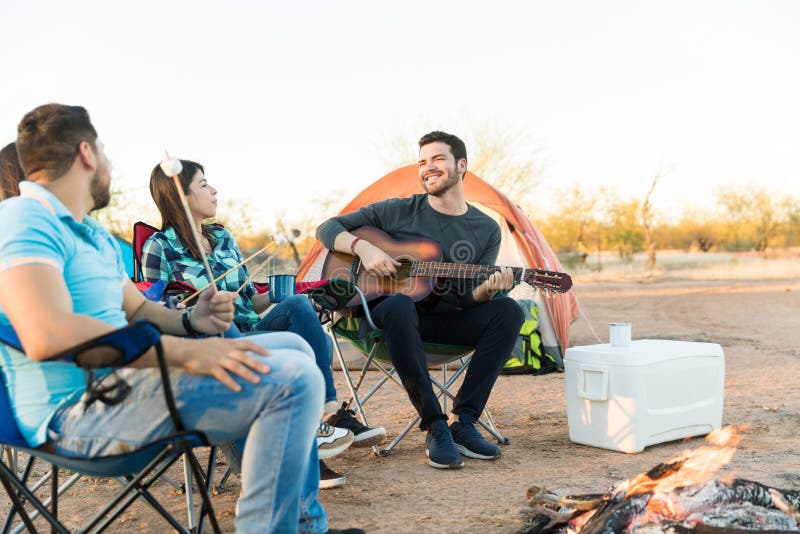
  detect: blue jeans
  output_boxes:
[47,332,328,534]
[227,295,337,404]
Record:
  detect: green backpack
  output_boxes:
[502,299,562,376]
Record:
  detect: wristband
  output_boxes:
[182,308,202,337]
[350,237,363,256]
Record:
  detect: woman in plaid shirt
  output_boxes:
[142,160,386,488]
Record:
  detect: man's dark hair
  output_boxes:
[16,104,98,180]
[418,131,467,163]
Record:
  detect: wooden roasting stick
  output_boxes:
[161,153,217,295]
[182,243,274,304]
[235,277,251,295]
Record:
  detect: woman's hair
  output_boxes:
[149,159,217,260]
[0,142,25,200]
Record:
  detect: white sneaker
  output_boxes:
[317,422,354,460]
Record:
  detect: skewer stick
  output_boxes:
[235,276,251,295]
[171,175,217,295]
[182,243,274,303]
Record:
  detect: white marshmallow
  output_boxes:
[160,154,183,177]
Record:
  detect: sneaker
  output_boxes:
[449,414,502,460]
[319,460,346,489]
[326,529,366,534]
[317,422,354,460]
[326,403,387,448]
[425,419,463,469]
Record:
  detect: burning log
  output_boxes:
[520,427,800,533]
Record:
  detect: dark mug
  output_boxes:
[268,274,296,303]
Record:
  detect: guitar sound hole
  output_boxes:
[395,260,413,279]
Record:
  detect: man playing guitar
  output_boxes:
[316,131,525,469]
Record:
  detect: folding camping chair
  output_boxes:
[311,280,508,457]
[0,320,220,534]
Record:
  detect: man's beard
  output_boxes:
[90,171,111,210]
[422,165,460,197]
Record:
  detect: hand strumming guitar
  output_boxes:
[351,237,402,277]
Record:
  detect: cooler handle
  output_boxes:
[578,364,608,401]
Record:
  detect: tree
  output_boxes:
[467,124,544,210]
[716,186,783,256]
[641,166,670,270]
[539,184,597,254]
[605,194,645,262]
[781,197,800,247]
[674,210,719,252]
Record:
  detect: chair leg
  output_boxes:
[330,331,374,430]
[85,448,188,533]
[217,467,234,492]
[6,470,81,534]
[49,465,57,534]
[442,365,447,414]
[196,446,219,534]
[0,460,69,534]
[183,449,221,534]
[183,453,196,529]
[379,413,421,457]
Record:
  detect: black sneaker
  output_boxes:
[326,403,387,448]
[319,460,346,489]
[326,529,366,534]
[425,419,463,469]
[449,414,501,460]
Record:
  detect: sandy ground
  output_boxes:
[3,277,800,533]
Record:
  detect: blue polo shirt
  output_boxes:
[0,181,129,447]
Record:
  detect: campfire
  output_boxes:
[521,426,800,533]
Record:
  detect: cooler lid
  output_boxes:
[565,339,723,367]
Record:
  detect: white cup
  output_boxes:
[609,322,632,347]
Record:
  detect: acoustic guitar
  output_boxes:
[320,226,572,306]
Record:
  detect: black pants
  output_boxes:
[369,294,525,431]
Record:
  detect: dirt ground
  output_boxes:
[3,276,800,533]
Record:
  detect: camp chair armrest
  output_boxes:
[50,320,162,370]
[53,320,188,432]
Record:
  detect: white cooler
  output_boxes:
[565,339,724,453]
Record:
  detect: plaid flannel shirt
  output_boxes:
[141,225,260,331]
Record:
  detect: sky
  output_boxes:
[1,0,798,229]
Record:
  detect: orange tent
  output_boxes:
[297,165,579,352]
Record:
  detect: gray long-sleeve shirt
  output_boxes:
[316,194,501,310]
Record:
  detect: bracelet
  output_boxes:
[182,308,202,337]
[350,237,363,256]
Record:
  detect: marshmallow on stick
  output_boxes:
[160,152,218,295]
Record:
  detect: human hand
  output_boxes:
[486,267,515,292]
[474,267,515,301]
[180,337,270,392]
[356,241,401,278]
[191,290,236,334]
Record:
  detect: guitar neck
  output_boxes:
[411,262,522,280]
[408,261,572,293]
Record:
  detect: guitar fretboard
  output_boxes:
[410,262,524,280]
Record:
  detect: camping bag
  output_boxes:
[502,299,562,376]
